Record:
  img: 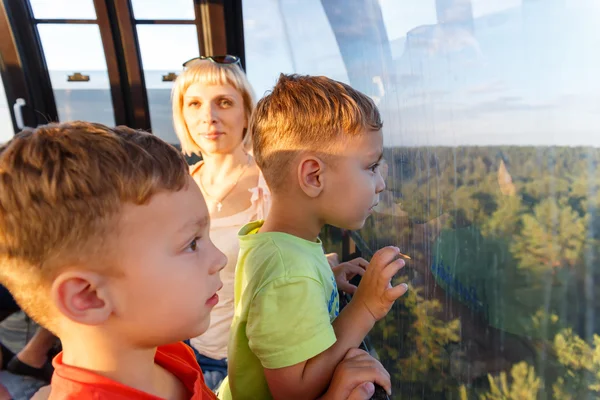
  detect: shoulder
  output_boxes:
[244,236,327,283]
[189,160,204,177]
[248,163,271,219]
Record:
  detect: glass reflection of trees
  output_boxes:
[357,147,600,399]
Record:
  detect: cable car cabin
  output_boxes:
[1,0,600,399]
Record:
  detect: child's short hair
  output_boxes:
[172,60,256,156]
[250,74,383,192]
[0,122,188,329]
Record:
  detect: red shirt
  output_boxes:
[49,342,218,400]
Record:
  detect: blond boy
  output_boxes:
[0,122,226,399]
[220,74,408,400]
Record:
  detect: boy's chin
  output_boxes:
[193,317,211,337]
[173,318,210,344]
[338,217,369,231]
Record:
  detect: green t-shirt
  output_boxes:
[219,221,339,400]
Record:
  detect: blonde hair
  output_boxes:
[172,60,256,156]
[0,122,188,329]
[251,74,383,192]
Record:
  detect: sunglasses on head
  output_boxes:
[182,55,242,69]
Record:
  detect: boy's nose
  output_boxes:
[215,250,227,273]
[376,172,386,194]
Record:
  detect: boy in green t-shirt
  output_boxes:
[220,74,409,400]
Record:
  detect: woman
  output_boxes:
[172,56,265,391]
[172,56,367,391]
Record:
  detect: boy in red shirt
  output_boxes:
[0,122,223,399]
[0,122,390,400]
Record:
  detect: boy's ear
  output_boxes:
[51,270,113,325]
[298,156,325,198]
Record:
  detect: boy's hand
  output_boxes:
[319,348,391,400]
[352,247,408,322]
[332,258,368,294]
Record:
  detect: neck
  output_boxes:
[200,146,248,186]
[60,328,167,397]
[261,192,324,241]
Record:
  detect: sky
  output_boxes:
[1,0,599,146]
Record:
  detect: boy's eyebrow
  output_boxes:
[369,151,384,164]
[178,215,209,234]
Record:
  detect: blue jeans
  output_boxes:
[184,340,227,391]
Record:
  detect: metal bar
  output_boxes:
[193,0,207,56]
[348,230,374,259]
[34,18,97,24]
[93,0,127,126]
[2,0,58,126]
[0,0,32,132]
[133,19,196,25]
[222,0,245,69]
[195,0,228,56]
[107,0,150,130]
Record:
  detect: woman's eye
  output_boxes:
[219,99,232,107]
[188,101,200,108]
[370,163,380,173]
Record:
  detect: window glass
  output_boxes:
[130,0,195,20]
[29,0,96,20]
[37,24,114,126]
[136,24,199,143]
[244,0,600,397]
[0,74,14,141]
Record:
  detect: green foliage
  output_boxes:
[552,329,600,398]
[343,146,600,399]
[511,198,588,274]
[480,362,541,400]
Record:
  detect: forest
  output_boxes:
[323,146,600,399]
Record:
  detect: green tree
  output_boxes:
[372,285,460,394]
[511,198,587,274]
[552,329,600,399]
[480,362,541,400]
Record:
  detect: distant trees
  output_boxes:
[351,146,600,399]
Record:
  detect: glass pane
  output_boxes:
[29,0,96,20]
[37,24,114,126]
[131,0,195,20]
[243,0,349,98]
[136,25,199,143]
[0,74,15,142]
[244,0,600,398]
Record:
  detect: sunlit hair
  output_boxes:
[172,59,256,156]
[251,73,383,192]
[0,122,188,330]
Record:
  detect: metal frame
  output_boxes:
[1,0,58,129]
[222,0,246,69]
[98,0,151,129]
[0,0,31,131]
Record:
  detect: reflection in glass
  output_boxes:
[244,0,600,398]
[37,24,114,126]
[29,0,96,20]
[0,75,14,141]
[136,25,199,143]
[130,0,195,20]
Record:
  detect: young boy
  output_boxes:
[0,122,391,400]
[220,74,409,400]
[0,122,226,399]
